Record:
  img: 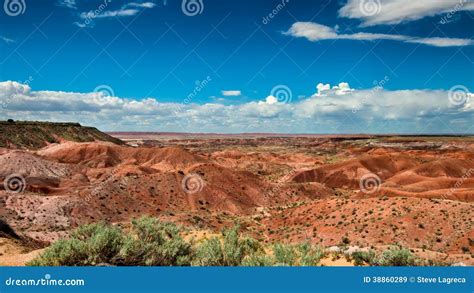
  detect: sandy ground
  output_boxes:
[0,237,43,266]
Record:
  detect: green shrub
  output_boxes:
[29,217,191,266]
[192,225,263,266]
[76,223,125,264]
[29,218,422,267]
[116,217,192,266]
[351,250,376,266]
[28,239,89,266]
[29,222,124,266]
[191,237,224,266]
[298,242,325,266]
[375,246,416,266]
[271,242,325,266]
[193,229,323,267]
[241,254,275,266]
[273,243,297,266]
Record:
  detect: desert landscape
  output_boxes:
[0,121,472,266]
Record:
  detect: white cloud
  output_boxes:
[125,2,156,9]
[221,90,242,96]
[285,22,473,47]
[0,81,472,134]
[339,0,474,26]
[1,36,15,44]
[80,9,139,19]
[316,83,331,94]
[59,0,77,9]
[263,95,278,105]
[73,22,87,28]
[333,82,353,94]
[287,22,338,41]
[407,37,473,47]
[78,1,156,25]
[316,82,354,96]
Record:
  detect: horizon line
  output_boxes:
[107,132,474,137]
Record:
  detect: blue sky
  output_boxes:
[0,0,473,133]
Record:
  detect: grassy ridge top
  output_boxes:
[0,120,123,149]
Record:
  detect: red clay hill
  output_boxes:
[0,125,473,265]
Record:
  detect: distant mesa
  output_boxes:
[0,120,123,150]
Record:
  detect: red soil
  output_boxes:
[0,136,472,264]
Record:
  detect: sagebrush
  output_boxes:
[29,217,421,267]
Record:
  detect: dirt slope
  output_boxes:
[0,121,123,149]
[0,135,472,264]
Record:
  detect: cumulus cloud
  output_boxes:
[339,0,474,26]
[221,90,242,96]
[263,95,278,105]
[0,81,472,134]
[316,82,353,96]
[316,83,331,94]
[285,22,473,47]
